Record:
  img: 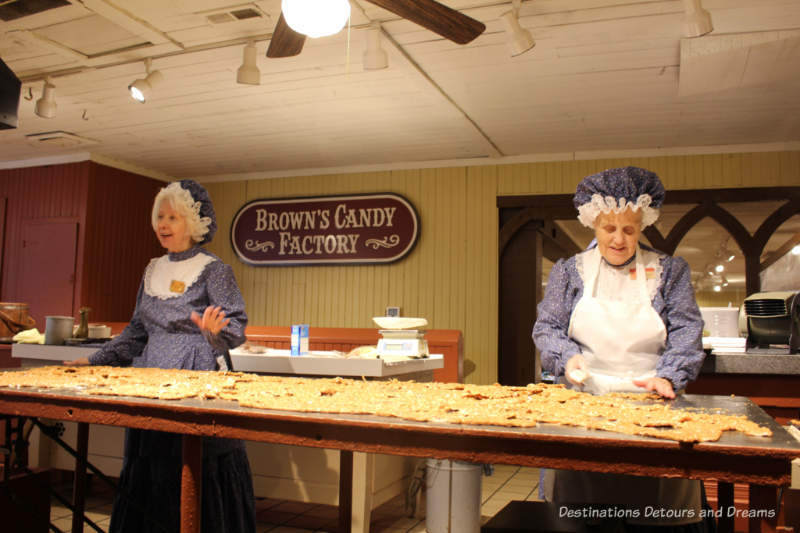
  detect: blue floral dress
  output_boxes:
[89,246,255,533]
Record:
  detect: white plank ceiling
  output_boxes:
[0,0,798,180]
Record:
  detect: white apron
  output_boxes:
[568,245,664,394]
[552,246,702,526]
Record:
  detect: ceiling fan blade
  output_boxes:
[367,0,485,44]
[266,12,306,58]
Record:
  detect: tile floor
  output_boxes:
[49,464,541,532]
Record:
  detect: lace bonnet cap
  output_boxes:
[573,166,665,229]
[154,179,217,245]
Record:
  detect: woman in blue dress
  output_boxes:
[533,167,710,532]
[67,179,256,533]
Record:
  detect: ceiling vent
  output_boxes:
[205,6,265,25]
[26,131,98,148]
[0,0,70,21]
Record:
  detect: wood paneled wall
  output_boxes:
[0,162,89,307]
[0,162,163,325]
[82,163,163,321]
[206,150,799,385]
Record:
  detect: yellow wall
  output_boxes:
[205,150,800,385]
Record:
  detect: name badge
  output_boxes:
[629,267,656,280]
[170,280,186,293]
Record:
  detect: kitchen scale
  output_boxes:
[376,329,429,358]
[372,316,430,358]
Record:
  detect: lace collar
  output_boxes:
[144,248,216,300]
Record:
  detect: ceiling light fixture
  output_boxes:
[363,23,388,70]
[237,41,261,85]
[714,264,724,273]
[682,0,713,38]
[128,58,163,103]
[34,78,57,119]
[499,1,534,57]
[281,0,351,39]
[793,244,800,256]
[716,237,735,262]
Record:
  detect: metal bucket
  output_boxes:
[44,316,74,345]
[0,302,36,341]
[425,459,482,533]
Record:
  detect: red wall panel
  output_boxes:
[0,162,89,317]
[83,163,163,322]
[0,161,165,328]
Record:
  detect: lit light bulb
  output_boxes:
[793,245,800,256]
[282,0,351,38]
[714,264,724,273]
[713,285,721,292]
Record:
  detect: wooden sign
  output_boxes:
[231,193,419,265]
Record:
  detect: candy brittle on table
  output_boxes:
[0,365,772,443]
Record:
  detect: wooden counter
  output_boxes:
[690,352,800,424]
[9,333,452,533]
[0,387,797,533]
[0,344,18,369]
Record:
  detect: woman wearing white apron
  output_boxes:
[533,167,709,532]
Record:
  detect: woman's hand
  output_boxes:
[63,357,90,366]
[632,376,675,399]
[191,305,230,336]
[565,354,588,386]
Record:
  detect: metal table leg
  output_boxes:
[71,422,89,533]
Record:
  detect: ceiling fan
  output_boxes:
[266,0,486,58]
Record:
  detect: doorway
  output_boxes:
[19,219,79,328]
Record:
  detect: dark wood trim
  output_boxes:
[642,225,666,252]
[497,187,800,209]
[497,194,573,209]
[753,199,800,255]
[664,187,800,204]
[705,203,758,257]
[662,203,710,255]
[498,186,800,297]
[498,208,542,255]
[761,232,800,272]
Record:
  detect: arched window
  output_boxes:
[496,187,800,385]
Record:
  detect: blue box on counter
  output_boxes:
[291,324,309,356]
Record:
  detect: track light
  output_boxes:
[499,1,534,57]
[237,41,261,85]
[35,78,57,119]
[363,23,388,70]
[682,0,713,38]
[128,58,163,103]
[282,0,350,39]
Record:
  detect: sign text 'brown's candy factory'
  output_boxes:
[230,193,419,265]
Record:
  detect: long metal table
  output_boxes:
[0,386,798,533]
